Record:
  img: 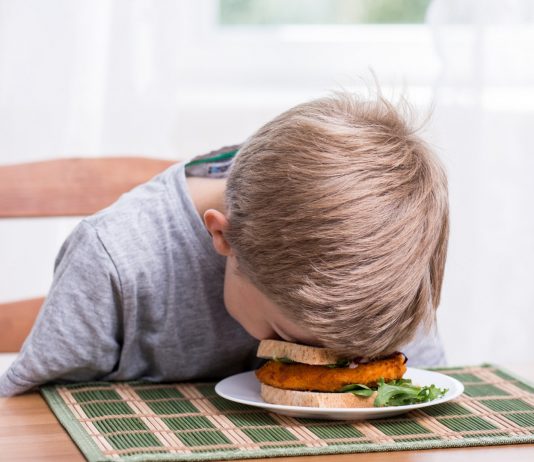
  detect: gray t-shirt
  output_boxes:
[0,159,446,396]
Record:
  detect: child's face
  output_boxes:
[202,207,317,345]
[223,255,319,346]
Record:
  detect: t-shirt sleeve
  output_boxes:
[0,220,122,396]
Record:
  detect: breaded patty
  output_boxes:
[255,352,407,392]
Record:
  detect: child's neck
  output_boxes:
[185,176,228,219]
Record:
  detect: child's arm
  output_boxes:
[0,221,121,396]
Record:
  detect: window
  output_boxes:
[174,1,438,100]
[219,0,432,26]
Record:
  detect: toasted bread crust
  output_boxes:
[261,383,377,408]
[255,352,407,392]
[257,339,341,365]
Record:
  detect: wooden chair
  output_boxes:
[0,157,176,352]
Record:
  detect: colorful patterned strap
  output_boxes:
[185,145,241,179]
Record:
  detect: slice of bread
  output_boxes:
[261,383,377,408]
[257,339,342,365]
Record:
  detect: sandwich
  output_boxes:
[255,339,447,408]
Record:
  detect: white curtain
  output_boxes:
[0,0,532,366]
[0,0,260,303]
[0,0,193,163]
[426,0,534,365]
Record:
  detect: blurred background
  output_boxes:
[0,0,533,368]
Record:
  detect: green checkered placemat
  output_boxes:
[40,364,534,462]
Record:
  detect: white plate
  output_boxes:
[215,367,464,420]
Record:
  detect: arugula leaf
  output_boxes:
[274,357,353,368]
[374,378,448,407]
[339,378,448,407]
[338,383,374,397]
[326,359,351,368]
[272,356,296,364]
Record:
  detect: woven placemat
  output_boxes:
[40,364,534,462]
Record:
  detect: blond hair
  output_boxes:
[224,89,449,358]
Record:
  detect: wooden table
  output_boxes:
[1,364,533,462]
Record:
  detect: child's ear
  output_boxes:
[203,209,234,257]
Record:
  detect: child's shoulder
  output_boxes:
[79,161,196,261]
[85,161,185,229]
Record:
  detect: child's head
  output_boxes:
[215,89,448,358]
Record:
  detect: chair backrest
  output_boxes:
[0,157,175,352]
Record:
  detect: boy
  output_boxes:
[0,90,448,396]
